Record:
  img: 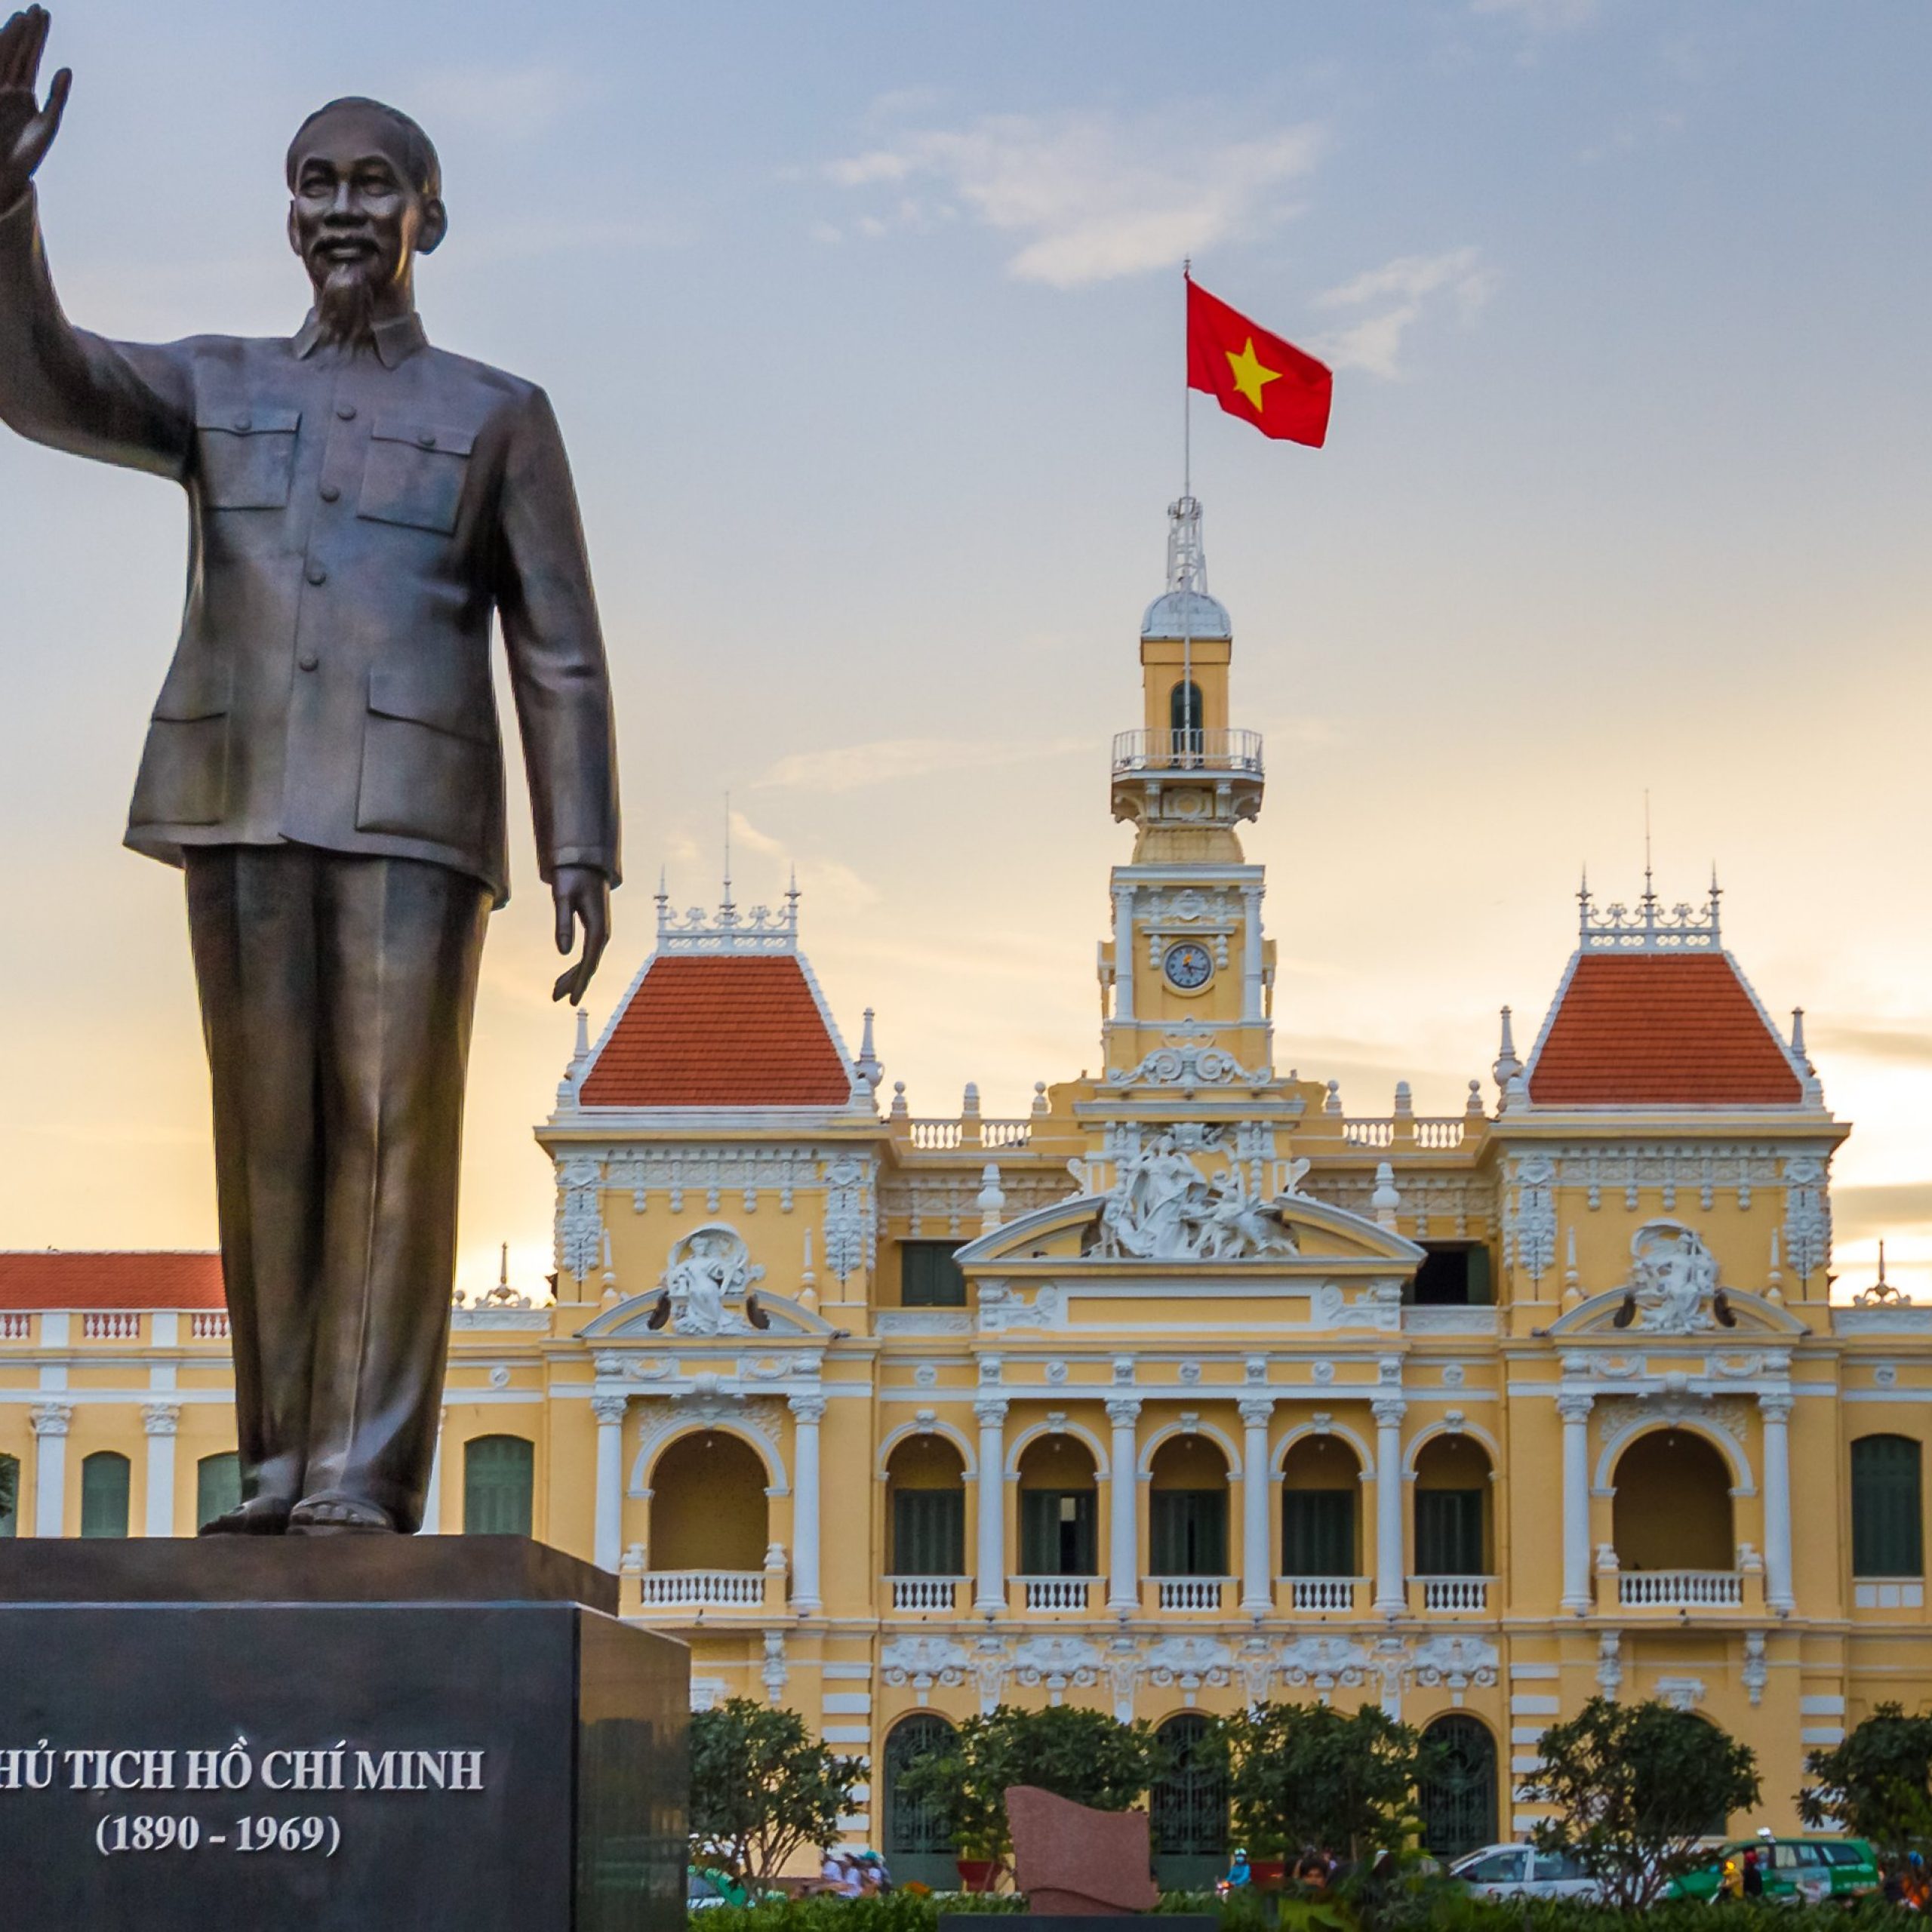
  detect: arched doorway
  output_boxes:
[1418,1714,1497,1861]
[886,1434,967,1610]
[1611,1429,1733,1573]
[1152,1712,1227,1891]
[1281,1435,1361,1599]
[1414,1436,1493,1578]
[1017,1432,1098,1592]
[1149,1435,1229,1587]
[650,1431,770,1578]
[883,1712,957,1890]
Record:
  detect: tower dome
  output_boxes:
[1140,495,1231,638]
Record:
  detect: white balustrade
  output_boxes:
[638,1569,765,1610]
[1018,1576,1093,1613]
[1617,1570,1743,1609]
[908,1119,962,1150]
[889,1576,963,1613]
[982,1120,1033,1150]
[1109,728,1265,777]
[1342,1118,1466,1151]
[1288,1577,1360,1613]
[191,1312,231,1340]
[1420,1576,1492,1613]
[1342,1119,1395,1149]
[1416,1119,1468,1150]
[82,1312,140,1340]
[908,1118,1030,1150]
[0,1313,30,1340]
[1155,1577,1226,1612]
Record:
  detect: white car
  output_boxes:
[1451,1843,1602,1901]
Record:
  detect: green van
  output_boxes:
[1668,1837,1878,1904]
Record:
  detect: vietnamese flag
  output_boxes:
[1186,275,1332,448]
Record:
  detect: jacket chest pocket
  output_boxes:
[358,417,476,534]
[195,406,302,510]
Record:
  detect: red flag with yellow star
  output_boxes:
[1186,275,1332,447]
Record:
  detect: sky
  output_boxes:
[0,0,1927,1299]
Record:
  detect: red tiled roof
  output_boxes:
[1527,953,1803,1107]
[578,956,853,1109]
[0,1251,225,1310]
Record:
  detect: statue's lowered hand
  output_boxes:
[0,7,69,212]
[551,865,611,1008]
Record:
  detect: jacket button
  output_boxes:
[297,652,318,672]
[306,565,328,586]
[336,403,357,421]
[417,431,437,449]
[232,413,251,432]
[319,483,340,503]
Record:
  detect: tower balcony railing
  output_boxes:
[1110,728,1264,779]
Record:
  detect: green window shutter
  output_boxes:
[901,1243,966,1308]
[195,1453,242,1527]
[1416,1488,1484,1574]
[1020,1490,1095,1574]
[1853,1435,1924,1577]
[1151,1491,1227,1575]
[1283,1490,1356,1576]
[894,1490,964,1574]
[80,1451,130,1539]
[463,1435,534,1537]
[0,1453,17,1537]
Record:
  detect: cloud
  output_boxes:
[410,64,580,138]
[1308,247,1493,379]
[1471,0,1600,29]
[1834,1183,1932,1236]
[1801,1019,1932,1069]
[822,111,1324,288]
[755,734,1089,795]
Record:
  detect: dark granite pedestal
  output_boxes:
[0,1537,688,1931]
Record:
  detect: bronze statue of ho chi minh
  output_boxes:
[0,9,622,1537]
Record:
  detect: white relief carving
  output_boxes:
[970,1638,1010,1714]
[881,1635,970,1689]
[1621,1220,1722,1334]
[1277,1635,1371,1691]
[1107,1022,1270,1089]
[1311,1281,1403,1332]
[1143,1636,1232,1687]
[657,1223,765,1335]
[1407,1635,1500,1690]
[1655,1675,1706,1712]
[977,1284,1067,1335]
[823,1155,877,1281]
[1742,1631,1767,1707]
[1596,1629,1623,1699]
[914,1362,939,1388]
[1509,1156,1557,1280]
[556,1155,607,1281]
[1783,1156,1830,1281]
[1094,1131,1298,1262]
[762,1629,789,1702]
[1011,1635,1102,1690]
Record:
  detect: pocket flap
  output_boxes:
[194,404,302,437]
[152,657,232,724]
[369,414,476,458]
[367,668,495,746]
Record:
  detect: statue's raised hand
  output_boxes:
[0,8,69,212]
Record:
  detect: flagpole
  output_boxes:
[1180,260,1193,759]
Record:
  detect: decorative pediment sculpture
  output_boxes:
[659,1223,764,1335]
[1612,1220,1732,1334]
[1094,1133,1297,1262]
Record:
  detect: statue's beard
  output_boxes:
[315,260,379,348]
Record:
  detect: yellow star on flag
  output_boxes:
[1224,335,1282,411]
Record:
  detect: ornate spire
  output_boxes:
[1492,1005,1522,1096]
[656,869,801,954]
[1141,496,1232,640]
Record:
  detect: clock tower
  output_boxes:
[1100,497,1274,1083]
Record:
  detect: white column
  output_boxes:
[420,1406,448,1535]
[1760,1391,1795,1614]
[1112,886,1135,1021]
[29,1402,71,1538]
[1241,883,1265,1022]
[1239,1395,1275,1613]
[789,1393,825,1614]
[974,1398,1008,1612]
[592,1395,628,1573]
[1372,1395,1407,1617]
[1558,1392,1593,1614]
[1106,1397,1142,1611]
[142,1402,180,1539]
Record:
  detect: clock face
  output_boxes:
[1164,941,1214,990]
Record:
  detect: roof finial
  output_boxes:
[1640,791,1656,924]
[854,1006,882,1093]
[498,1241,509,1290]
[1493,1005,1523,1100]
[721,792,734,919]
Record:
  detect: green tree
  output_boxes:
[894,1703,1168,1879]
[1523,1697,1760,1909]
[688,1697,864,1886]
[0,1454,14,1526]
[1799,1702,1932,1860]
[1222,1700,1426,1865]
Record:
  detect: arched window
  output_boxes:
[1281,1435,1361,1578]
[1418,1714,1497,1861]
[1149,1436,1228,1577]
[883,1712,957,1887]
[1017,1434,1097,1577]
[80,1451,130,1539]
[0,1451,18,1537]
[887,1435,966,1577]
[1853,1435,1924,1578]
[463,1434,534,1537]
[650,1431,768,1571]
[196,1452,242,1528]
[1611,1429,1732,1572]
[1151,1712,1228,1890]
[1170,680,1204,758]
[1414,1436,1492,1577]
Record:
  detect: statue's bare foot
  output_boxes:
[197,1495,292,1537]
[287,1494,397,1536]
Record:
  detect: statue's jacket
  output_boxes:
[0,189,620,906]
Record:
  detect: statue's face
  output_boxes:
[286,106,445,304]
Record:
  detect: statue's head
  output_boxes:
[285,97,445,343]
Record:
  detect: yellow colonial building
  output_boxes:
[5,497,1930,1877]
